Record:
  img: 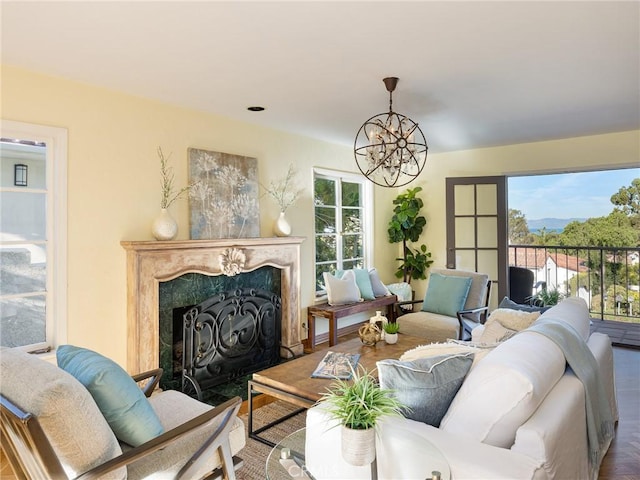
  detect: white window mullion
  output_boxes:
[335,179,344,270]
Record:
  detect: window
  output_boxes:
[0,120,67,351]
[314,168,373,295]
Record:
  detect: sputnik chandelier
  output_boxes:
[354,77,428,187]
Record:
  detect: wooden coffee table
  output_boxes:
[248,333,427,446]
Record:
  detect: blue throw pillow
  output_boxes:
[336,268,375,300]
[421,273,472,317]
[377,354,474,426]
[499,296,551,313]
[57,345,164,446]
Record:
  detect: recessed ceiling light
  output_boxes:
[247,106,265,112]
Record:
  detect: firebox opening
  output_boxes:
[181,287,282,401]
[158,267,282,405]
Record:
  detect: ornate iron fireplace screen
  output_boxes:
[182,288,281,400]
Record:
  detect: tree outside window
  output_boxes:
[314,170,371,295]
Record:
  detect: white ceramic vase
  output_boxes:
[151,208,178,241]
[341,425,375,466]
[385,332,398,344]
[369,310,388,339]
[273,211,291,237]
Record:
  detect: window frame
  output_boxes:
[1,119,68,352]
[313,167,373,298]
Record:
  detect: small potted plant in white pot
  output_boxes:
[320,365,405,466]
[383,321,400,344]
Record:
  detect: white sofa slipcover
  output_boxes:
[306,297,618,480]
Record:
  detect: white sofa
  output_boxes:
[305,297,618,480]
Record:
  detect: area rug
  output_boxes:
[236,401,307,480]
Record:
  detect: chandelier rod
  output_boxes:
[383,77,399,113]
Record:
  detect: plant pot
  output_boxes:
[341,425,375,466]
[151,208,178,241]
[384,332,398,344]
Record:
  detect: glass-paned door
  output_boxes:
[446,176,508,304]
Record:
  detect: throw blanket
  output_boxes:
[527,317,615,478]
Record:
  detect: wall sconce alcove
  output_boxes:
[14,164,28,187]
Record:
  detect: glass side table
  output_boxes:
[266,427,450,480]
[266,428,313,480]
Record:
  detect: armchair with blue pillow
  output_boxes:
[0,345,246,480]
[394,268,492,342]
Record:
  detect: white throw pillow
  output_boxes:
[369,268,391,297]
[487,308,541,331]
[479,321,517,344]
[323,270,363,306]
[478,308,541,344]
[400,342,492,369]
[440,331,565,448]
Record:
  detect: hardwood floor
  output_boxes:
[598,346,640,479]
[1,346,639,478]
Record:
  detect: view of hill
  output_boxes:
[527,217,587,233]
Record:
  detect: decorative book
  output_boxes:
[311,351,360,379]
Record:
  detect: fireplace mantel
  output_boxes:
[121,237,305,374]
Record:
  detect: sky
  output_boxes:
[508,168,640,220]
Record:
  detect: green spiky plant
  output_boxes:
[320,364,405,430]
[528,287,564,307]
[383,321,400,335]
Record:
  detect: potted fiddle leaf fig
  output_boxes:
[320,364,405,466]
[388,186,434,284]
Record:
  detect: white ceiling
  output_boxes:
[2,1,639,153]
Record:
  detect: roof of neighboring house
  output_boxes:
[509,248,546,268]
[509,247,589,273]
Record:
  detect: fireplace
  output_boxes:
[121,237,305,376]
[180,287,281,399]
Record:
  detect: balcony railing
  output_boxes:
[509,244,640,323]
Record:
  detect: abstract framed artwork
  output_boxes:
[188,148,260,239]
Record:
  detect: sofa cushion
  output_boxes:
[323,270,362,305]
[440,330,565,448]
[398,310,461,343]
[422,272,472,317]
[0,347,125,479]
[537,297,591,341]
[57,345,165,447]
[125,390,246,479]
[378,355,473,427]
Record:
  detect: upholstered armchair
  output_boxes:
[395,268,492,342]
[0,346,246,480]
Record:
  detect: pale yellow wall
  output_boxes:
[406,130,640,299]
[1,65,399,366]
[2,65,637,366]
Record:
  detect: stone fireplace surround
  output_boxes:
[121,237,304,375]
